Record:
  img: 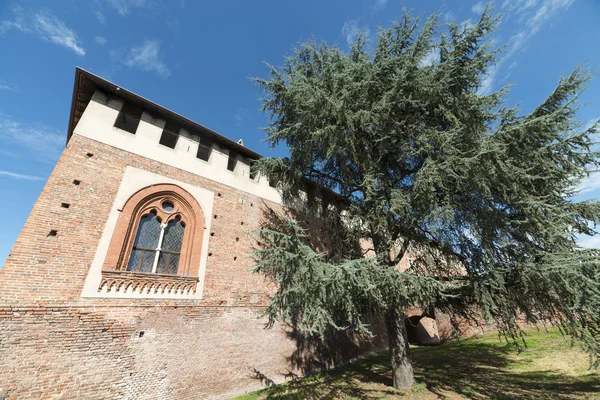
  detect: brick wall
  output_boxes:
[0,134,384,399]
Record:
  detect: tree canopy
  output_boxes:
[252,7,600,389]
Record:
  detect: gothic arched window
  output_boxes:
[126,208,187,274]
[103,184,205,278]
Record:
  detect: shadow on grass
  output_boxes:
[249,353,398,400]
[411,337,600,399]
[246,331,600,400]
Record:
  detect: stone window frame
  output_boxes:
[103,183,205,278]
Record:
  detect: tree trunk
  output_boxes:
[386,307,414,389]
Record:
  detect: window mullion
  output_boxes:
[151,223,167,273]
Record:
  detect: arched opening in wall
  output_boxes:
[100,183,205,295]
[405,316,421,344]
[405,315,441,346]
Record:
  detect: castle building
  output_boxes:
[0,68,444,399]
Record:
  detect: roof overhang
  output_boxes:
[66,67,262,160]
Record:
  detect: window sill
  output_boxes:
[99,269,198,296]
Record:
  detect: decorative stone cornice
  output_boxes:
[98,270,198,296]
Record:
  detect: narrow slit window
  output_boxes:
[196,136,212,161]
[114,103,143,134]
[159,121,179,149]
[227,151,237,172]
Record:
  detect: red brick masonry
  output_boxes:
[0,134,385,399]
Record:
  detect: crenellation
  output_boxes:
[234,154,251,179]
[137,114,165,143]
[90,89,108,105]
[207,142,230,172]
[75,89,283,204]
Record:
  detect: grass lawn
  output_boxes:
[234,329,599,399]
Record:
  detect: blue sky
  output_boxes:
[1,0,599,265]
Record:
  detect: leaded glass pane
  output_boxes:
[127,211,161,272]
[162,218,184,252]
[156,217,184,275]
[133,211,161,249]
[128,249,155,272]
[156,253,180,275]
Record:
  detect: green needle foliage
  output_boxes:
[252,6,600,389]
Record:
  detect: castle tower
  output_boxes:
[0,68,390,399]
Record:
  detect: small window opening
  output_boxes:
[61,203,70,209]
[162,201,174,213]
[159,121,179,149]
[86,152,94,158]
[196,136,213,161]
[73,180,81,186]
[48,229,58,237]
[139,331,145,338]
[114,103,142,134]
[227,151,237,172]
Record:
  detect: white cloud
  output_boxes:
[578,235,600,249]
[0,116,64,161]
[462,19,475,30]
[505,31,528,59]
[373,0,388,10]
[420,49,440,67]
[583,118,599,132]
[0,170,45,181]
[472,2,486,14]
[95,11,106,24]
[507,0,574,56]
[106,0,151,16]
[478,0,574,94]
[502,0,539,12]
[95,36,107,46]
[166,17,181,37]
[478,65,499,95]
[123,40,170,78]
[0,8,85,56]
[576,171,600,195]
[529,0,575,34]
[34,12,85,55]
[0,7,29,35]
[235,108,249,127]
[341,20,370,47]
[0,80,15,92]
[444,11,456,22]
